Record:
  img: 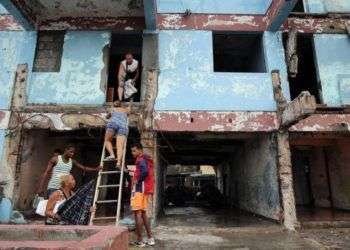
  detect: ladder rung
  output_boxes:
[93,216,117,221]
[98,184,120,188]
[99,171,120,175]
[96,200,118,204]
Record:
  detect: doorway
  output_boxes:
[107,33,143,102]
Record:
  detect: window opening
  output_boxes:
[213,33,266,73]
[284,34,322,103]
[33,31,65,72]
[107,33,143,102]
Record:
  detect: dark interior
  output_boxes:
[291,145,350,222]
[107,33,143,102]
[292,0,305,12]
[213,33,266,73]
[158,132,243,210]
[283,34,322,103]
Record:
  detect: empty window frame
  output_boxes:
[283,34,322,103]
[33,31,65,72]
[213,33,266,73]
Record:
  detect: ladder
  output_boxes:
[89,136,128,226]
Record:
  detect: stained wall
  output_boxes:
[155,30,289,111]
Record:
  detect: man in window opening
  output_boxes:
[118,52,139,101]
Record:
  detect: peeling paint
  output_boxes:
[28,31,110,105]
[0,31,36,109]
[153,111,278,132]
[290,114,350,132]
[38,16,145,31]
[156,30,289,111]
[0,111,11,129]
[156,0,272,15]
[287,17,349,34]
[0,14,22,30]
[158,14,266,31]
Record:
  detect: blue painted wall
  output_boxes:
[313,34,350,106]
[304,0,350,13]
[28,31,110,105]
[155,30,289,111]
[0,3,8,14]
[0,31,37,109]
[0,130,5,167]
[157,0,272,14]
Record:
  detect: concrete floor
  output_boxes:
[129,207,350,249]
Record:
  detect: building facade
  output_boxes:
[0,0,349,230]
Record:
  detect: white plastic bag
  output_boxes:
[124,79,137,99]
[32,194,44,209]
[35,200,48,217]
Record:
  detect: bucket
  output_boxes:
[0,198,13,224]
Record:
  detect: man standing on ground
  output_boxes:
[37,145,101,198]
[130,143,155,247]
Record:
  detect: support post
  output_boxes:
[286,29,298,77]
[271,70,298,231]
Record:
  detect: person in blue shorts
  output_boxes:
[104,100,131,168]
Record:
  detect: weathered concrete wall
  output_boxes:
[0,31,36,109]
[327,140,350,210]
[156,0,272,14]
[16,130,61,209]
[304,0,350,13]
[0,130,5,169]
[313,34,350,107]
[225,134,281,220]
[28,31,110,105]
[291,137,350,210]
[155,30,289,111]
[309,148,332,208]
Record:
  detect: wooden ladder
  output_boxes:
[89,135,128,226]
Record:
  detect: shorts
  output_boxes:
[130,192,148,211]
[106,122,128,136]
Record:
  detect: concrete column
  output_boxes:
[2,64,28,203]
[271,70,298,230]
[276,130,298,230]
